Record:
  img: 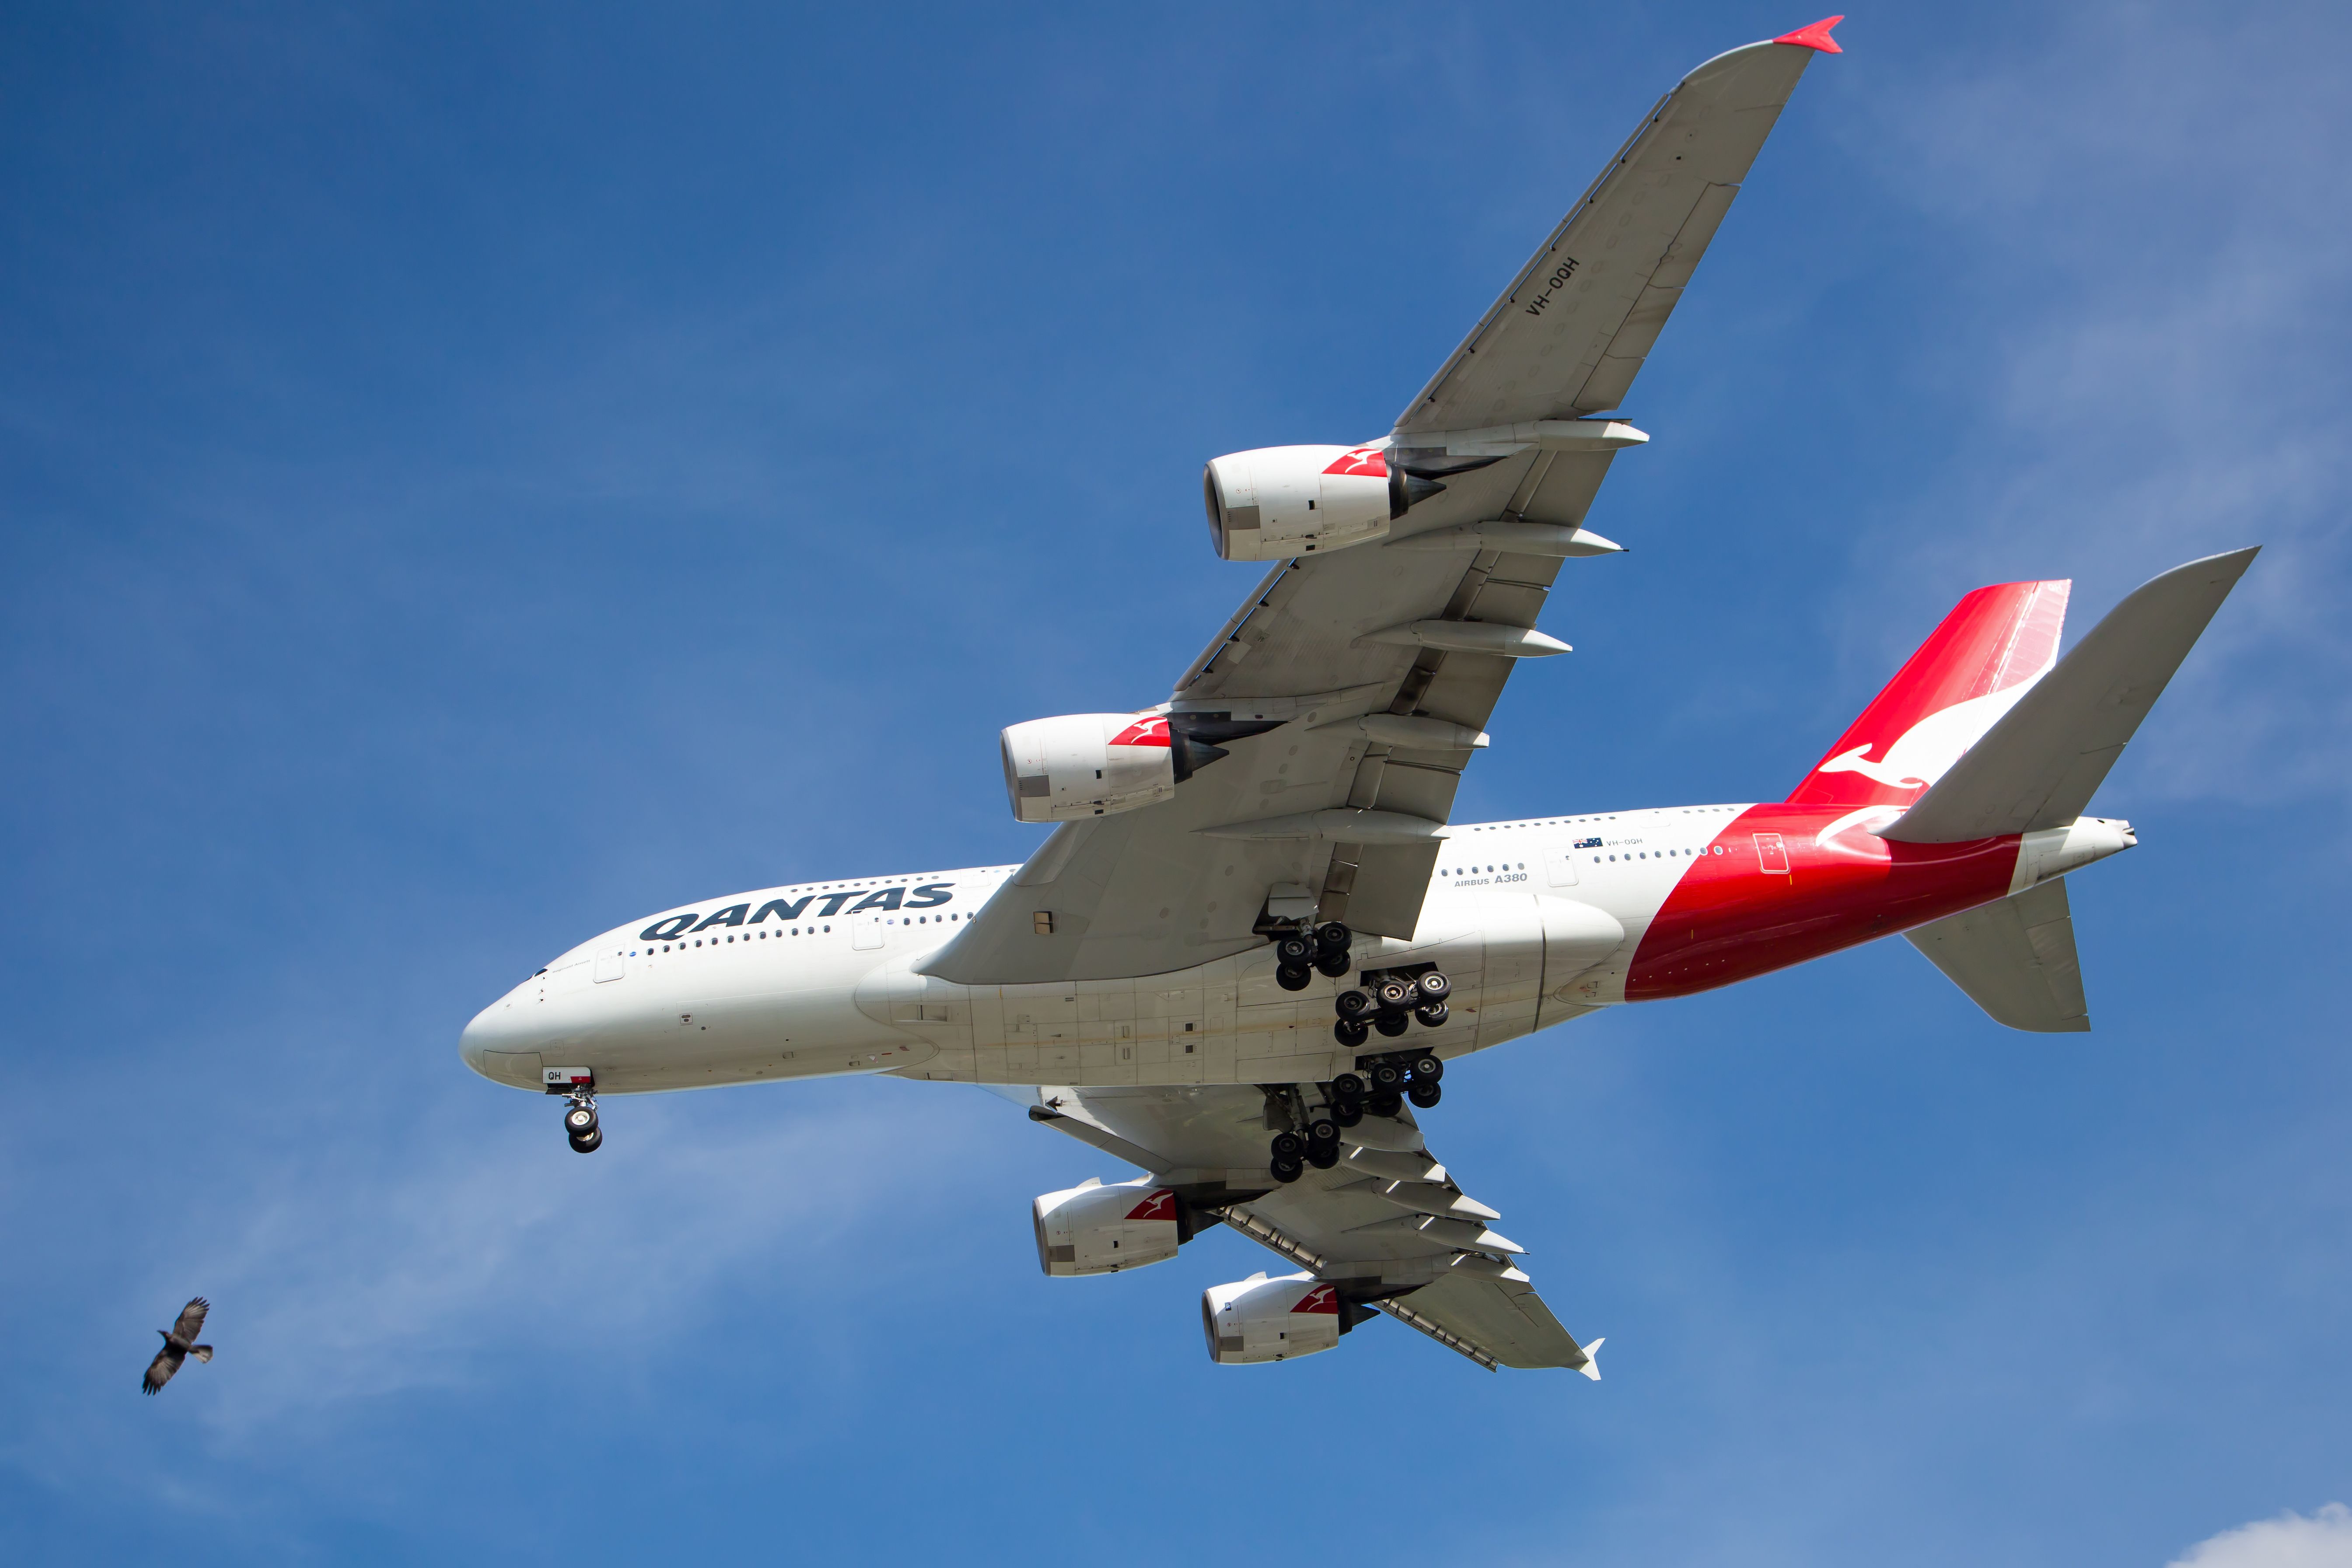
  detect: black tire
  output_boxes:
[1332,1098,1363,1128]
[1332,1018,1369,1048]
[1375,978,1413,1009]
[1305,1141,1340,1170]
[1415,971,1451,1003]
[569,1127,603,1153]
[1374,1012,1410,1038]
[1413,1001,1449,1029]
[1412,1053,1444,1082]
[1271,1155,1304,1184]
[1366,1091,1403,1118]
[1335,989,1373,1021]
[1408,1081,1442,1109]
[1276,964,1311,992]
[563,1106,598,1135]
[1271,1132,1304,1162]
[1332,1072,1366,1101]
[1314,922,1351,953]
[1314,950,1352,978]
[1307,1116,1339,1147]
[1369,1061,1404,1091]
[1276,936,1313,965]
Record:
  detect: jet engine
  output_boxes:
[1033,1177,1182,1276]
[1000,712,1282,824]
[1202,444,1445,562]
[1200,1271,1343,1364]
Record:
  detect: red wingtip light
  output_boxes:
[1773,15,1844,52]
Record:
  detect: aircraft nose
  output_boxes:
[458,990,539,1086]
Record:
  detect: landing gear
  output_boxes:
[1413,1001,1449,1028]
[1275,964,1312,991]
[1333,1017,1369,1048]
[1314,950,1352,978]
[1346,1051,1444,1119]
[561,1089,601,1154]
[1408,1081,1442,1109]
[1373,1011,1411,1037]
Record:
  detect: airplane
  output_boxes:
[458,17,2255,1374]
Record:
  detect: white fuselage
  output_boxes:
[458,806,1755,1097]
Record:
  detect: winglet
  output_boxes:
[1578,1335,1605,1381]
[1773,16,1844,52]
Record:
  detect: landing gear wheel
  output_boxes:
[1366,1090,1403,1118]
[1407,1081,1442,1109]
[568,1127,603,1153]
[1374,978,1414,1010]
[1413,1001,1449,1029]
[1374,1011,1410,1038]
[1331,1098,1363,1128]
[1305,1140,1340,1170]
[1369,1061,1405,1092]
[1335,989,1373,1022]
[1276,935,1314,966]
[1271,1132,1304,1163]
[1306,1115,1339,1146]
[1333,1018,1369,1048]
[1314,950,1352,978]
[1332,1072,1366,1102]
[1411,1053,1444,1082]
[1315,921,1352,953]
[1276,964,1312,992]
[1271,1155,1304,1183]
[1415,971,1451,1003]
[564,1105,598,1136]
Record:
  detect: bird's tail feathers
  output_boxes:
[190,1345,213,1362]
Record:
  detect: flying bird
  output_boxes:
[142,1298,213,1395]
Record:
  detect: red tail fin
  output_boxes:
[1788,580,2070,809]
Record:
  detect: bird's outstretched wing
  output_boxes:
[142,1343,180,1394]
[171,1298,209,1343]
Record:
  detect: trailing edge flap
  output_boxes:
[1390,1272,1594,1373]
[1904,880,2089,1034]
[1882,549,2257,844]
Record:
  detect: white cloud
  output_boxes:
[2171,1505,2352,1568]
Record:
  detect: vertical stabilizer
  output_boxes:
[1788,580,2070,809]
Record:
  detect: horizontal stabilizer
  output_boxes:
[1905,879,2089,1033]
[1883,549,2257,843]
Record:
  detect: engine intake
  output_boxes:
[1202,444,1443,562]
[1200,1271,1342,1364]
[1033,1177,1182,1276]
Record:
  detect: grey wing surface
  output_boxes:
[1397,31,1830,434]
[923,27,1830,989]
[1026,1084,1597,1373]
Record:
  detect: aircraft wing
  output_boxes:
[1398,22,1838,434]
[923,22,1834,988]
[1023,1084,1599,1373]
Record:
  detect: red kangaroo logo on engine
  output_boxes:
[1292,1284,1340,1314]
[1322,447,1388,478]
[1109,717,1171,747]
[1125,1190,1178,1222]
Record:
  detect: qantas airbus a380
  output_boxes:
[460,19,2254,1373]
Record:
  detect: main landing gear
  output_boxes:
[561,1088,602,1154]
[1331,967,1449,1049]
[1262,1052,1447,1185]
[1273,921,1355,991]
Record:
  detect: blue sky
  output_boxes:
[3,3,2348,1564]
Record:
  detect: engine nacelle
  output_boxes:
[1001,713,1176,824]
[1203,444,1431,562]
[1200,1271,1342,1364]
[1033,1177,1181,1276]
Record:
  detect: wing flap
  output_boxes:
[1904,879,2090,1033]
[1383,1271,1595,1372]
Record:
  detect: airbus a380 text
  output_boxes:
[461,18,2254,1374]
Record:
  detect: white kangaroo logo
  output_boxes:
[1815,683,2038,794]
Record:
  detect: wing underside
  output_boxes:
[1025,1084,1596,1372]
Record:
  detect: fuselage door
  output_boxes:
[594,950,626,983]
[851,914,885,951]
[1542,845,1582,887]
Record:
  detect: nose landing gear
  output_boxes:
[560,1086,601,1154]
